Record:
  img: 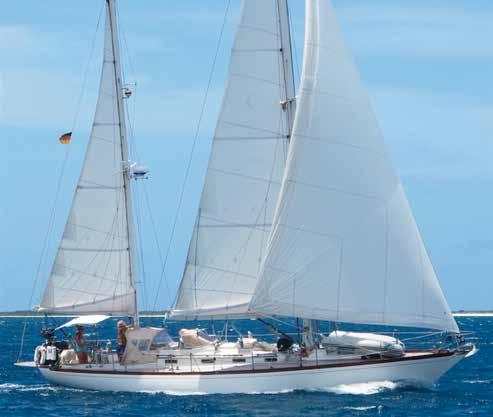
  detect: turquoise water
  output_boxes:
[1,316,491,416]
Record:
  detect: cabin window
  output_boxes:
[152,329,175,349]
[197,330,216,343]
[138,339,151,351]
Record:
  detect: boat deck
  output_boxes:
[19,349,456,376]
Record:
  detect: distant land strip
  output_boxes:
[0,310,492,318]
[0,310,170,318]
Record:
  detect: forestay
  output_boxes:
[171,0,295,319]
[39,5,135,315]
[249,0,458,332]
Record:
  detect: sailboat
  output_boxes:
[17,0,475,394]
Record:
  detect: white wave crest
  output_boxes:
[0,383,82,393]
[141,390,208,396]
[142,388,295,396]
[325,380,399,395]
[245,389,295,395]
[344,406,378,411]
[0,383,24,391]
[463,379,491,385]
[140,382,398,396]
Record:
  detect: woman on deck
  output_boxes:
[116,321,128,363]
[74,325,88,364]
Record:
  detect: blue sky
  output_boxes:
[0,0,492,312]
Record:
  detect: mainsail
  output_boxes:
[171,0,296,319]
[39,1,136,316]
[249,0,458,333]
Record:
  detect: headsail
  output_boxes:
[39,2,136,316]
[171,0,296,320]
[249,0,458,333]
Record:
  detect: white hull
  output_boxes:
[37,351,465,394]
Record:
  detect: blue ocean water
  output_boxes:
[0,316,491,417]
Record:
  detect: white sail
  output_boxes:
[39,5,136,315]
[249,0,458,333]
[171,0,295,319]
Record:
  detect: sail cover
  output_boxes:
[249,0,458,332]
[171,0,294,319]
[39,6,135,315]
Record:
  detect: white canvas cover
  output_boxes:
[179,329,217,348]
[39,6,135,316]
[123,327,162,365]
[249,0,458,333]
[171,0,294,319]
[322,331,402,349]
[55,315,110,330]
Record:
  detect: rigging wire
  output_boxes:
[72,3,106,132]
[133,184,149,311]
[16,146,69,362]
[152,0,232,311]
[114,2,181,313]
[17,3,104,361]
[117,2,173,312]
[122,103,156,313]
[117,4,154,312]
[117,4,139,157]
[142,183,172,307]
[288,4,301,84]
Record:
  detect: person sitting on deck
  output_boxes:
[74,325,89,364]
[116,320,128,363]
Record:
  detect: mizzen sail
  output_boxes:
[249,0,458,333]
[39,3,136,315]
[171,0,296,319]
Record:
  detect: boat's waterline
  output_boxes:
[34,351,465,395]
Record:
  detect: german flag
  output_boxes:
[59,132,72,144]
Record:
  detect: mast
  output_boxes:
[107,0,139,326]
[277,0,297,136]
[278,0,318,343]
